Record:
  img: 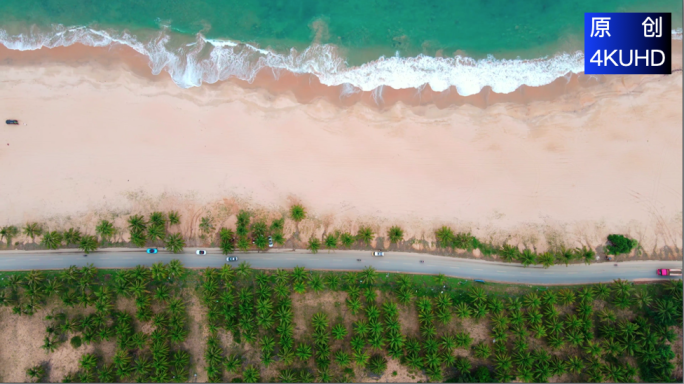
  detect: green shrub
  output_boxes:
[605,234,638,255]
[368,354,387,375]
[70,335,82,349]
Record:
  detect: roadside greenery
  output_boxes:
[606,234,639,256]
[0,204,659,269]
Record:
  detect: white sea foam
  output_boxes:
[0,25,680,96]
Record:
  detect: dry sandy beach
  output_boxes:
[0,44,681,255]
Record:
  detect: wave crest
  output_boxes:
[0,25,679,96]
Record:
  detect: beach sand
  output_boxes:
[0,44,681,255]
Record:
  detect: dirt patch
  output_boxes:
[397,304,419,338]
[359,357,427,382]
[0,304,105,382]
[181,289,208,382]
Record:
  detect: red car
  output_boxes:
[657,268,682,276]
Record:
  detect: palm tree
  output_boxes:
[255,235,268,251]
[168,259,184,278]
[611,278,632,297]
[26,365,45,382]
[295,343,313,361]
[292,266,307,282]
[242,365,260,383]
[331,324,347,340]
[0,225,19,247]
[165,233,185,253]
[290,204,306,222]
[520,249,537,267]
[147,224,166,244]
[80,353,98,370]
[325,274,340,290]
[237,261,252,278]
[454,357,471,374]
[311,312,329,331]
[58,228,80,247]
[455,331,473,348]
[346,297,362,315]
[387,226,404,244]
[168,211,181,226]
[149,211,166,227]
[218,228,235,255]
[41,336,58,353]
[362,266,377,285]
[368,354,387,375]
[455,302,472,318]
[41,230,63,250]
[435,226,455,247]
[469,286,487,303]
[127,215,147,233]
[79,235,99,254]
[307,237,321,254]
[538,252,555,268]
[335,350,351,367]
[324,234,338,251]
[309,274,325,293]
[339,232,355,248]
[632,291,652,309]
[130,230,147,248]
[558,289,576,305]
[95,220,115,244]
[279,369,297,383]
[473,343,491,359]
[653,298,677,325]
[23,223,43,243]
[199,217,214,237]
[356,226,374,246]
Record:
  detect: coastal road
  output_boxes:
[0,249,680,285]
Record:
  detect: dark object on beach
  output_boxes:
[474,279,485,283]
[5,120,19,125]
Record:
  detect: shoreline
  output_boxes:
[1,41,680,110]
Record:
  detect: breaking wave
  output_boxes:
[1,25,681,96]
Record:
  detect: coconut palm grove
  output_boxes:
[2,258,682,383]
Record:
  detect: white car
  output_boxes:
[196,250,207,255]
[226,256,238,262]
[268,236,274,247]
[372,251,384,257]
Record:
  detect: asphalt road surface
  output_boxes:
[0,248,680,285]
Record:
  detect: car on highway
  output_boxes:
[146,248,158,254]
[268,236,274,247]
[6,120,19,125]
[226,256,239,262]
[657,268,682,276]
[196,250,207,255]
[372,251,384,257]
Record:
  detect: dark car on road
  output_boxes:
[6,120,19,125]
[146,248,158,254]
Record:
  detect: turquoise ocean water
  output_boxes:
[0,0,681,95]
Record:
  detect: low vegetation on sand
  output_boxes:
[0,204,645,266]
[0,261,681,382]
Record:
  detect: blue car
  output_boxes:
[146,248,158,254]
